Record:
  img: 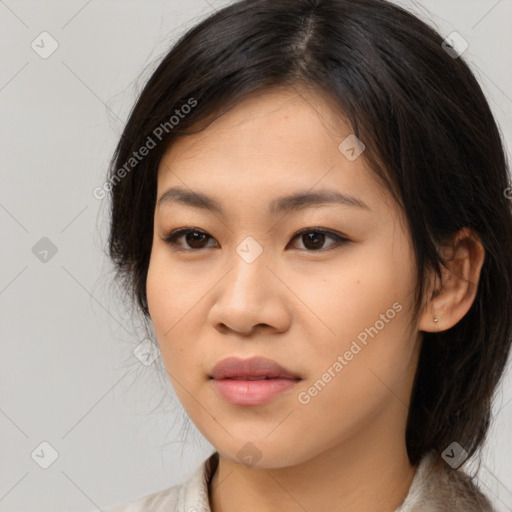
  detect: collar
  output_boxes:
[149,449,494,512]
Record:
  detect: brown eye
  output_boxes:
[163,228,217,250]
[184,231,210,249]
[289,229,349,251]
[302,231,326,250]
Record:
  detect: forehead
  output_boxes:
[160,85,349,167]
[155,85,393,216]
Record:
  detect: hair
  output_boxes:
[106,0,512,468]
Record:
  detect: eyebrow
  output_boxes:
[157,186,371,215]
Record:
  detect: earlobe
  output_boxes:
[419,227,485,333]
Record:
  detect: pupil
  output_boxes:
[305,232,324,250]
[187,232,206,248]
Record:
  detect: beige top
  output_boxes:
[105,450,495,512]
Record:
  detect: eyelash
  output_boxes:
[161,227,350,252]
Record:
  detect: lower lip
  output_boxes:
[211,378,299,406]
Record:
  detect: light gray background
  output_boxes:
[1,1,511,511]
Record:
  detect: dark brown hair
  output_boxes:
[106,0,512,467]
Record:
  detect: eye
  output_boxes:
[161,227,350,252]
[287,228,350,251]
[162,227,217,250]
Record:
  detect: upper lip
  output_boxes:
[209,356,301,380]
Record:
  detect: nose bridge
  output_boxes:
[218,237,278,314]
[227,237,270,300]
[208,233,293,335]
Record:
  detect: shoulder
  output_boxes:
[105,451,219,512]
[396,450,495,512]
[104,485,180,512]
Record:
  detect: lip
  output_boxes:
[209,356,302,406]
[210,356,300,380]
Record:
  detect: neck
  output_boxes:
[208,414,417,512]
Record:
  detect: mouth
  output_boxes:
[219,376,284,380]
[209,356,302,406]
[209,356,301,381]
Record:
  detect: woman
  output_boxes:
[104,0,512,510]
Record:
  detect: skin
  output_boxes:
[146,84,485,512]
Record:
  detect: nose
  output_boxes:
[207,250,293,337]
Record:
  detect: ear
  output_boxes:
[419,227,485,333]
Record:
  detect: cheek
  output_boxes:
[295,240,417,383]
[297,245,411,334]
[146,249,213,385]
[146,248,201,328]
[146,253,188,361]
[146,254,172,333]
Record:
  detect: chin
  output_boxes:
[212,434,314,469]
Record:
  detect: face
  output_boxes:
[146,85,423,468]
